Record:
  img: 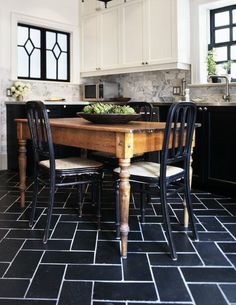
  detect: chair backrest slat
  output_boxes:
[127,101,153,121]
[161,102,197,178]
[26,101,55,170]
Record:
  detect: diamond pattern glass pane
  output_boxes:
[25,39,34,55]
[58,34,67,52]
[18,26,28,45]
[233,9,236,23]
[58,53,67,80]
[215,11,229,27]
[30,49,40,78]
[53,44,61,59]
[215,46,227,61]
[18,47,28,77]
[30,29,40,48]
[231,45,236,60]
[46,32,56,49]
[215,28,230,43]
[46,50,56,79]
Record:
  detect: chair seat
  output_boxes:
[113,161,183,179]
[40,157,103,170]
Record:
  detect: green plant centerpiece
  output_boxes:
[83,103,136,114]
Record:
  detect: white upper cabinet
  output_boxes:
[81,6,120,73]
[80,0,190,76]
[121,0,145,67]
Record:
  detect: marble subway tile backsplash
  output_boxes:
[84,70,191,102]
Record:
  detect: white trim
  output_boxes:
[10,12,80,84]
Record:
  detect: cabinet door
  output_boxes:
[145,0,174,65]
[121,0,145,67]
[100,7,120,70]
[207,107,236,195]
[81,14,100,72]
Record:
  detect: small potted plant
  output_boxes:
[207,49,220,83]
[222,60,232,81]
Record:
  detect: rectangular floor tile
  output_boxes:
[220,284,236,303]
[42,251,94,264]
[94,282,157,301]
[26,264,65,298]
[66,264,122,281]
[72,230,97,250]
[58,281,92,305]
[0,279,29,297]
[181,267,236,282]
[152,267,191,302]
[5,250,43,278]
[189,284,228,305]
[193,242,231,266]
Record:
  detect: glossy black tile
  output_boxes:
[93,282,157,301]
[58,281,92,305]
[182,267,236,282]
[66,264,122,280]
[26,264,65,298]
[192,242,231,266]
[189,284,228,305]
[123,253,152,281]
[5,250,43,278]
[152,267,191,302]
[220,284,236,303]
[42,251,94,264]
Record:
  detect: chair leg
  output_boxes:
[78,184,83,217]
[29,176,39,228]
[184,179,199,241]
[140,184,146,223]
[96,177,102,230]
[43,179,55,244]
[115,179,120,239]
[160,184,177,260]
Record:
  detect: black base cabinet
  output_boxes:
[158,104,236,196]
[6,104,84,175]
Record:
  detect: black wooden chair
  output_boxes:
[26,101,103,243]
[114,102,199,260]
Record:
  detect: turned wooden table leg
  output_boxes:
[183,145,194,228]
[18,139,27,208]
[119,158,131,258]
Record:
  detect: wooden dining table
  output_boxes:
[15,117,194,258]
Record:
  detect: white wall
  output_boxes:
[190,0,236,84]
[0,0,80,169]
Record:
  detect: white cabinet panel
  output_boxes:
[121,0,144,67]
[146,0,173,64]
[100,7,120,69]
[81,14,99,72]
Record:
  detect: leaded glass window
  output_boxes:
[17,24,70,82]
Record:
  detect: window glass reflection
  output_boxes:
[215,11,229,26]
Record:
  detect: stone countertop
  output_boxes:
[151,101,236,107]
[5,101,90,106]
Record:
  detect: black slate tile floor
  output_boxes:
[0,171,236,305]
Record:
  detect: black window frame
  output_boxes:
[17,23,70,82]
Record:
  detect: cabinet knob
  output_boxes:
[198,107,202,111]
[47,109,51,113]
[204,107,207,111]
[64,105,67,108]
[145,62,148,65]
[142,62,145,65]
